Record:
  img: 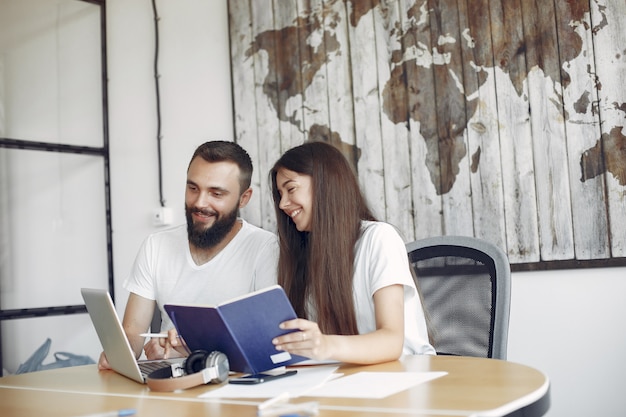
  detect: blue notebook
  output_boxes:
[164,285,308,374]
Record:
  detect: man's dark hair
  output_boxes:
[188,140,253,194]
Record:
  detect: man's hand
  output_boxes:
[143,338,167,360]
[97,351,112,370]
[144,328,188,360]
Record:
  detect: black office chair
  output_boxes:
[407,235,511,359]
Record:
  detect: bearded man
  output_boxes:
[98,141,278,369]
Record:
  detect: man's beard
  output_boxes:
[186,204,239,249]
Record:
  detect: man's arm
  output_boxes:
[121,292,156,359]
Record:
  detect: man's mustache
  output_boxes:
[191,208,218,216]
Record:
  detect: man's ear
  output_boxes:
[239,187,253,208]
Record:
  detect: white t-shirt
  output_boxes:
[123,219,278,331]
[352,221,435,355]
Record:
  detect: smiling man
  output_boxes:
[97,141,278,370]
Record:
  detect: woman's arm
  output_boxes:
[273,284,405,364]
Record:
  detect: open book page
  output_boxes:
[165,303,248,369]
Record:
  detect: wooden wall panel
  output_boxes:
[590,0,626,257]
[230,0,626,267]
[521,0,574,260]
[430,0,475,238]
[229,0,263,227]
[273,0,304,153]
[556,0,610,260]
[374,1,416,240]
[347,0,387,222]
[398,0,445,239]
[458,0,507,249]
[249,0,281,230]
[323,1,356,154]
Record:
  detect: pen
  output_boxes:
[140,332,168,338]
[140,333,182,338]
[75,409,137,417]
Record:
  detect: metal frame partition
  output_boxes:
[0,0,111,372]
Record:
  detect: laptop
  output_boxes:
[81,288,183,383]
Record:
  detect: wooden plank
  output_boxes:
[397,0,444,240]
[248,0,282,230]
[322,0,358,159]
[373,0,415,240]
[295,0,331,140]
[590,0,626,257]
[344,0,387,219]
[555,0,610,260]
[228,0,262,227]
[287,0,362,168]
[426,0,474,237]
[0,59,4,134]
[458,0,507,249]
[520,0,574,260]
[272,0,305,153]
[490,0,540,263]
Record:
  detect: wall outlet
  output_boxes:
[153,207,174,226]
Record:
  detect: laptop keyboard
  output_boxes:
[139,361,171,376]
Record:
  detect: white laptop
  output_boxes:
[81,288,183,383]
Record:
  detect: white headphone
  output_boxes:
[146,350,229,392]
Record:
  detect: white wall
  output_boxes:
[105,0,234,310]
[3,1,625,416]
[508,269,626,416]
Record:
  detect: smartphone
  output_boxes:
[228,369,297,384]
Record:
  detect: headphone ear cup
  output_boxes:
[205,351,230,383]
[184,350,209,374]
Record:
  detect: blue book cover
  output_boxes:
[164,285,308,374]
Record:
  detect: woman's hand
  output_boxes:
[272,318,330,360]
[273,286,405,364]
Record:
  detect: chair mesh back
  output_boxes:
[410,253,496,358]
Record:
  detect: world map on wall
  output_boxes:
[244,0,626,194]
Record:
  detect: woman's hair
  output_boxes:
[270,141,376,335]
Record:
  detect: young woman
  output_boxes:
[270,141,434,364]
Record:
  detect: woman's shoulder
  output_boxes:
[360,220,402,238]
[359,221,406,248]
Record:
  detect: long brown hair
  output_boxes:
[270,141,376,335]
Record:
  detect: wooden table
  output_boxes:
[0,355,550,417]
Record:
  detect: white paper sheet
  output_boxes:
[305,371,447,399]
[199,365,340,399]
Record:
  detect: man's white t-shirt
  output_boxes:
[123,219,278,331]
[352,221,435,355]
